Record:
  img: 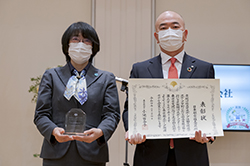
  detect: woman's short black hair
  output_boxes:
[61,21,100,62]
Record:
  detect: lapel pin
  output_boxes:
[94,73,98,77]
[187,66,193,72]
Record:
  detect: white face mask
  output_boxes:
[158,28,184,52]
[68,42,92,65]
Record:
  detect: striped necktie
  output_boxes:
[168,57,178,149]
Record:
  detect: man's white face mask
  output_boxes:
[68,42,92,65]
[158,28,184,52]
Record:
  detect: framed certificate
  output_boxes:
[128,79,224,139]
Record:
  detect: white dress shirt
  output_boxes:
[161,50,185,79]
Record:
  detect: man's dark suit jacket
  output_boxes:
[34,63,120,163]
[122,53,214,166]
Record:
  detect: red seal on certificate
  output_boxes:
[142,124,148,130]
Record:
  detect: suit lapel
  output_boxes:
[54,63,102,88]
[180,53,197,78]
[54,64,71,86]
[147,54,163,78]
[85,64,102,87]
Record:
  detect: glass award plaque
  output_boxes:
[64,108,86,136]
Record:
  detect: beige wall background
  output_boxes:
[95,0,152,165]
[0,0,92,166]
[0,0,250,166]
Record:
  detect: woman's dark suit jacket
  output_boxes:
[123,53,214,166]
[34,63,120,163]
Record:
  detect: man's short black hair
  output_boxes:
[61,21,100,62]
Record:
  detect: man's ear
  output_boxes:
[154,32,160,44]
[183,29,188,42]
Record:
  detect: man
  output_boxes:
[122,11,215,166]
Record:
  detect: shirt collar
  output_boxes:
[161,50,185,65]
[67,61,91,76]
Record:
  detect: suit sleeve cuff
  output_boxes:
[96,135,105,146]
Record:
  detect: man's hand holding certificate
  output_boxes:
[128,79,224,139]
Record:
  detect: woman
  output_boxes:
[34,22,120,166]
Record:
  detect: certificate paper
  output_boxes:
[128,79,224,139]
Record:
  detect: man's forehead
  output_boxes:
[155,11,184,28]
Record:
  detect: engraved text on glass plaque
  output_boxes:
[64,108,86,135]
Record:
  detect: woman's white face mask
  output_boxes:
[68,42,92,65]
[158,28,185,52]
